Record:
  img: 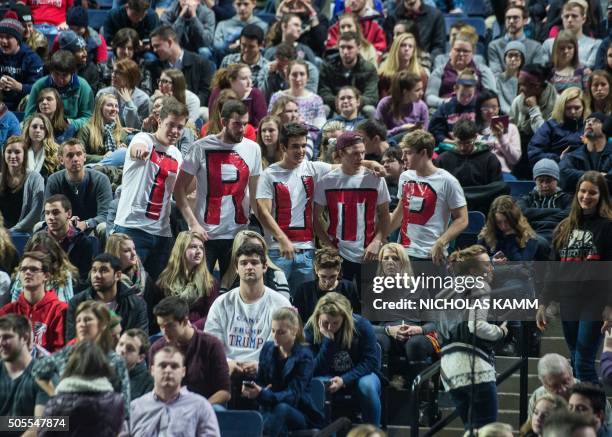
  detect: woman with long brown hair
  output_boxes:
[153,68,201,122]
[256,115,282,168]
[200,89,256,140]
[36,88,76,144]
[537,171,612,384]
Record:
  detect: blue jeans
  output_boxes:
[268,248,315,296]
[319,373,381,426]
[34,24,58,36]
[113,225,172,280]
[502,172,517,181]
[86,148,127,167]
[262,403,309,437]
[561,320,603,384]
[448,381,498,429]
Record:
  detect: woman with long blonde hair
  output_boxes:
[105,233,149,295]
[378,32,427,97]
[304,292,382,426]
[22,113,60,179]
[220,230,289,297]
[79,93,128,164]
[156,231,218,322]
[537,171,612,384]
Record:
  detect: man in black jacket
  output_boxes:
[103,0,160,47]
[116,329,154,400]
[65,253,149,341]
[147,24,214,105]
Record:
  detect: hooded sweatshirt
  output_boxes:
[434,140,503,186]
[509,82,557,138]
[429,96,476,145]
[0,43,44,111]
[0,290,67,353]
[528,118,585,166]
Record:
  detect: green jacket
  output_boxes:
[25,74,94,131]
[78,123,129,163]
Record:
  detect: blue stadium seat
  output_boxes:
[444,15,486,38]
[508,180,536,199]
[97,0,114,8]
[215,411,263,437]
[87,9,107,31]
[462,0,491,17]
[453,210,486,249]
[14,112,25,122]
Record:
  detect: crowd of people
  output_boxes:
[1,0,612,435]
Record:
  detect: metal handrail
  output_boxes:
[409,323,530,436]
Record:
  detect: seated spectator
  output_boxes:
[0,314,50,421]
[256,115,282,167]
[35,87,76,144]
[269,60,326,129]
[32,301,131,413]
[105,233,150,295]
[374,243,439,386]
[429,70,478,145]
[25,0,70,36]
[318,32,379,116]
[475,90,521,180]
[78,94,128,165]
[24,50,94,131]
[213,0,268,60]
[292,247,360,323]
[39,340,124,437]
[12,3,48,61]
[377,32,428,99]
[274,0,329,56]
[160,0,215,57]
[326,86,366,131]
[375,71,428,139]
[56,30,100,95]
[150,296,231,404]
[528,87,587,166]
[326,13,379,66]
[269,95,317,160]
[497,41,526,115]
[569,383,612,436]
[548,30,589,94]
[103,0,159,46]
[221,24,269,90]
[9,233,78,303]
[45,139,113,236]
[318,120,345,164]
[542,409,599,437]
[0,98,21,148]
[62,7,107,65]
[116,329,153,400]
[435,119,502,187]
[153,68,201,123]
[40,194,98,281]
[438,245,508,429]
[0,136,44,236]
[66,253,148,341]
[560,112,612,192]
[585,70,612,115]
[242,307,325,436]
[203,89,256,140]
[520,394,568,437]
[426,31,497,110]
[305,292,382,426]
[517,159,572,241]
[488,5,543,75]
[148,25,213,106]
[261,42,319,103]
[130,344,220,435]
[220,230,290,297]
[97,59,150,130]
[541,0,601,69]
[0,214,17,282]
[157,231,219,324]
[431,22,487,72]
[355,119,389,162]
[263,13,317,65]
[0,251,67,352]
[0,13,43,112]
[205,242,292,376]
[209,63,267,127]
[22,114,59,180]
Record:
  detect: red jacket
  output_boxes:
[326,16,387,53]
[0,291,67,353]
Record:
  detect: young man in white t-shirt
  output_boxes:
[204,242,291,377]
[314,131,390,288]
[113,97,187,278]
[389,130,468,264]
[174,100,262,278]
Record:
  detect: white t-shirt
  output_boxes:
[256,160,333,249]
[181,134,262,240]
[203,286,291,362]
[396,168,466,259]
[314,168,390,263]
[114,132,182,237]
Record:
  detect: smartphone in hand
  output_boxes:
[491,115,509,133]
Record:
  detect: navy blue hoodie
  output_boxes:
[428,96,476,146]
[0,44,43,111]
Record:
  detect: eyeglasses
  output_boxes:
[158,78,172,85]
[19,266,43,273]
[453,48,472,54]
[480,105,500,112]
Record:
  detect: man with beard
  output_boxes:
[113,97,186,279]
[65,253,148,341]
[174,100,262,278]
[0,314,49,436]
[129,345,220,436]
[560,112,612,192]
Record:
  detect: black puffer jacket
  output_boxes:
[39,376,124,437]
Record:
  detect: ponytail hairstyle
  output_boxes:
[447,244,489,277]
[306,292,354,349]
[211,63,250,91]
[272,307,305,344]
[208,89,240,135]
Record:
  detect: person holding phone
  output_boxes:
[242,307,325,437]
[475,90,522,181]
